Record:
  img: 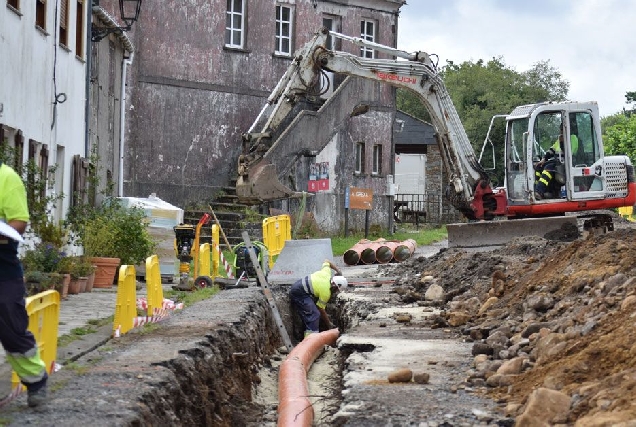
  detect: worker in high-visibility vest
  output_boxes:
[0,161,48,407]
[534,133,579,200]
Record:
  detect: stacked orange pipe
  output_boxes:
[394,238,417,262]
[278,328,340,427]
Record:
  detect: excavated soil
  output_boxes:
[377,215,636,425]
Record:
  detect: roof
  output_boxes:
[92,6,135,53]
[394,110,436,146]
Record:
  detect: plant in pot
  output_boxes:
[21,242,65,296]
[68,198,156,288]
[67,256,93,294]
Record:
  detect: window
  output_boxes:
[7,0,19,10]
[36,0,46,30]
[275,5,293,56]
[355,142,365,174]
[372,144,382,175]
[360,19,375,58]
[225,0,244,48]
[76,0,84,57]
[322,15,341,50]
[59,0,69,46]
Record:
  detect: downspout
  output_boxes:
[119,52,134,196]
[84,1,92,158]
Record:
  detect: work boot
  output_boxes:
[27,385,47,407]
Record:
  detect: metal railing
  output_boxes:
[393,193,462,227]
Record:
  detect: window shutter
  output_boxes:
[60,0,68,29]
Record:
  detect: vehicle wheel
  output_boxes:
[194,276,214,289]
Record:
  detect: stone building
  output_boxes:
[124,0,406,233]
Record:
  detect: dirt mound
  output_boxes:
[383,224,636,424]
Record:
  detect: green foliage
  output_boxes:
[21,243,66,273]
[69,256,95,279]
[0,145,63,238]
[67,198,156,265]
[164,286,219,307]
[601,112,636,163]
[330,225,447,256]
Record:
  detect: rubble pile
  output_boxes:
[380,225,636,425]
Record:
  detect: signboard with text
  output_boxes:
[347,187,373,210]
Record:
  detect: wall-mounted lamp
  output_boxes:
[91,0,142,42]
[312,0,318,9]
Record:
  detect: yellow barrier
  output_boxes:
[11,290,60,390]
[212,224,220,276]
[113,265,137,336]
[199,243,211,278]
[618,206,635,222]
[263,214,291,268]
[145,255,164,316]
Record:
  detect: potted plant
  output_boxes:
[67,198,156,288]
[21,242,65,296]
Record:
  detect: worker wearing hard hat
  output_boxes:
[289,259,346,338]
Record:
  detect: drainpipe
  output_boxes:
[84,1,92,158]
[119,52,134,196]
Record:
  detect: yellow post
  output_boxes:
[199,243,211,278]
[211,224,220,277]
[113,265,137,336]
[145,255,164,316]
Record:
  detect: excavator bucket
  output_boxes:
[447,216,579,248]
[236,161,309,205]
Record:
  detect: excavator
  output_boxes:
[236,28,636,246]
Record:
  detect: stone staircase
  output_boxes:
[183,185,265,250]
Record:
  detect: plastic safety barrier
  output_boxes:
[9,290,60,394]
[113,265,137,336]
[263,214,291,269]
[145,255,164,316]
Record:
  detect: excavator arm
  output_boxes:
[237,28,504,219]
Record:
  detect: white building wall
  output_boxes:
[0,0,87,222]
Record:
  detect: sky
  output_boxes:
[396,0,636,117]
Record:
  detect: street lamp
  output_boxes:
[91,0,142,42]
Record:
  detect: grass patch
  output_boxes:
[87,316,114,327]
[331,225,447,256]
[139,323,160,334]
[64,362,89,375]
[164,286,219,307]
[57,325,100,347]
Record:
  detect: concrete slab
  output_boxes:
[447,216,578,248]
[267,239,334,285]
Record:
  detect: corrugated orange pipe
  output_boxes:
[278,328,340,427]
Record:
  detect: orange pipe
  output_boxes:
[394,239,417,262]
[278,328,340,427]
[376,241,400,264]
[343,239,371,266]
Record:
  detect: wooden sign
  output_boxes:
[346,187,373,210]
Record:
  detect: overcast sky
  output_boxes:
[396,0,635,117]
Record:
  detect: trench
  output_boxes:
[7,280,505,426]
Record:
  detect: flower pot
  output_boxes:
[78,277,88,293]
[85,268,96,292]
[91,257,120,288]
[68,278,81,295]
[62,273,71,299]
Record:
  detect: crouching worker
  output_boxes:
[289,259,347,338]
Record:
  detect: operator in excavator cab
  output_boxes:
[289,259,347,339]
[534,129,579,200]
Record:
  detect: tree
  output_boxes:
[602,113,636,164]
[396,56,569,185]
